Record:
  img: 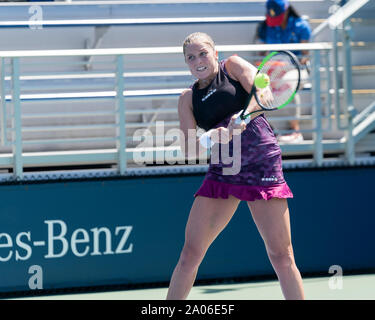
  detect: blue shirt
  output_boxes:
[258,15,311,56]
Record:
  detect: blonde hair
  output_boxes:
[182,32,215,56]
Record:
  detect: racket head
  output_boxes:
[254,50,301,111]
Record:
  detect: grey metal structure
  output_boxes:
[0,0,373,181]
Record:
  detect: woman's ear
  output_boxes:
[215,50,219,60]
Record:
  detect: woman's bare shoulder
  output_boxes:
[224,55,253,81]
[178,88,193,110]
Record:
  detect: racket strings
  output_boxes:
[259,54,299,110]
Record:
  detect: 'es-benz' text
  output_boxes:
[0,219,133,262]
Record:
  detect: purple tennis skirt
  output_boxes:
[194,113,293,201]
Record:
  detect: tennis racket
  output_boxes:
[234,50,301,125]
[199,50,301,148]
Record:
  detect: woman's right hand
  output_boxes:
[211,115,246,144]
[228,114,247,136]
[210,127,232,144]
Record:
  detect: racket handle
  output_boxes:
[234,115,251,125]
[199,130,214,149]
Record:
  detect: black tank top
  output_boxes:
[192,60,249,131]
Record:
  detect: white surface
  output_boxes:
[9,274,375,300]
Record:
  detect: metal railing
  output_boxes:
[0,16,267,28]
[312,0,372,165]
[0,13,310,70]
[0,42,346,181]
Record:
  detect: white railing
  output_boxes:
[0,42,341,181]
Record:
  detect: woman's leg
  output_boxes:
[166,195,241,300]
[247,197,305,300]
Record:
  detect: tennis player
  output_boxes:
[166,32,305,300]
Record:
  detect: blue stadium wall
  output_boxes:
[0,165,374,294]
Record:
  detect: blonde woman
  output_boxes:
[166,32,305,300]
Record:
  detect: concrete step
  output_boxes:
[355,133,375,153]
[351,65,375,90]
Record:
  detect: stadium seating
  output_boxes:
[0,0,373,170]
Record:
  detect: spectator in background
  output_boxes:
[255,0,311,143]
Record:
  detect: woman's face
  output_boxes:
[184,41,218,81]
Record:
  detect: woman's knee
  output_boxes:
[267,244,296,269]
[178,244,206,272]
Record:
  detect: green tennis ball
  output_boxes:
[254,73,270,89]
